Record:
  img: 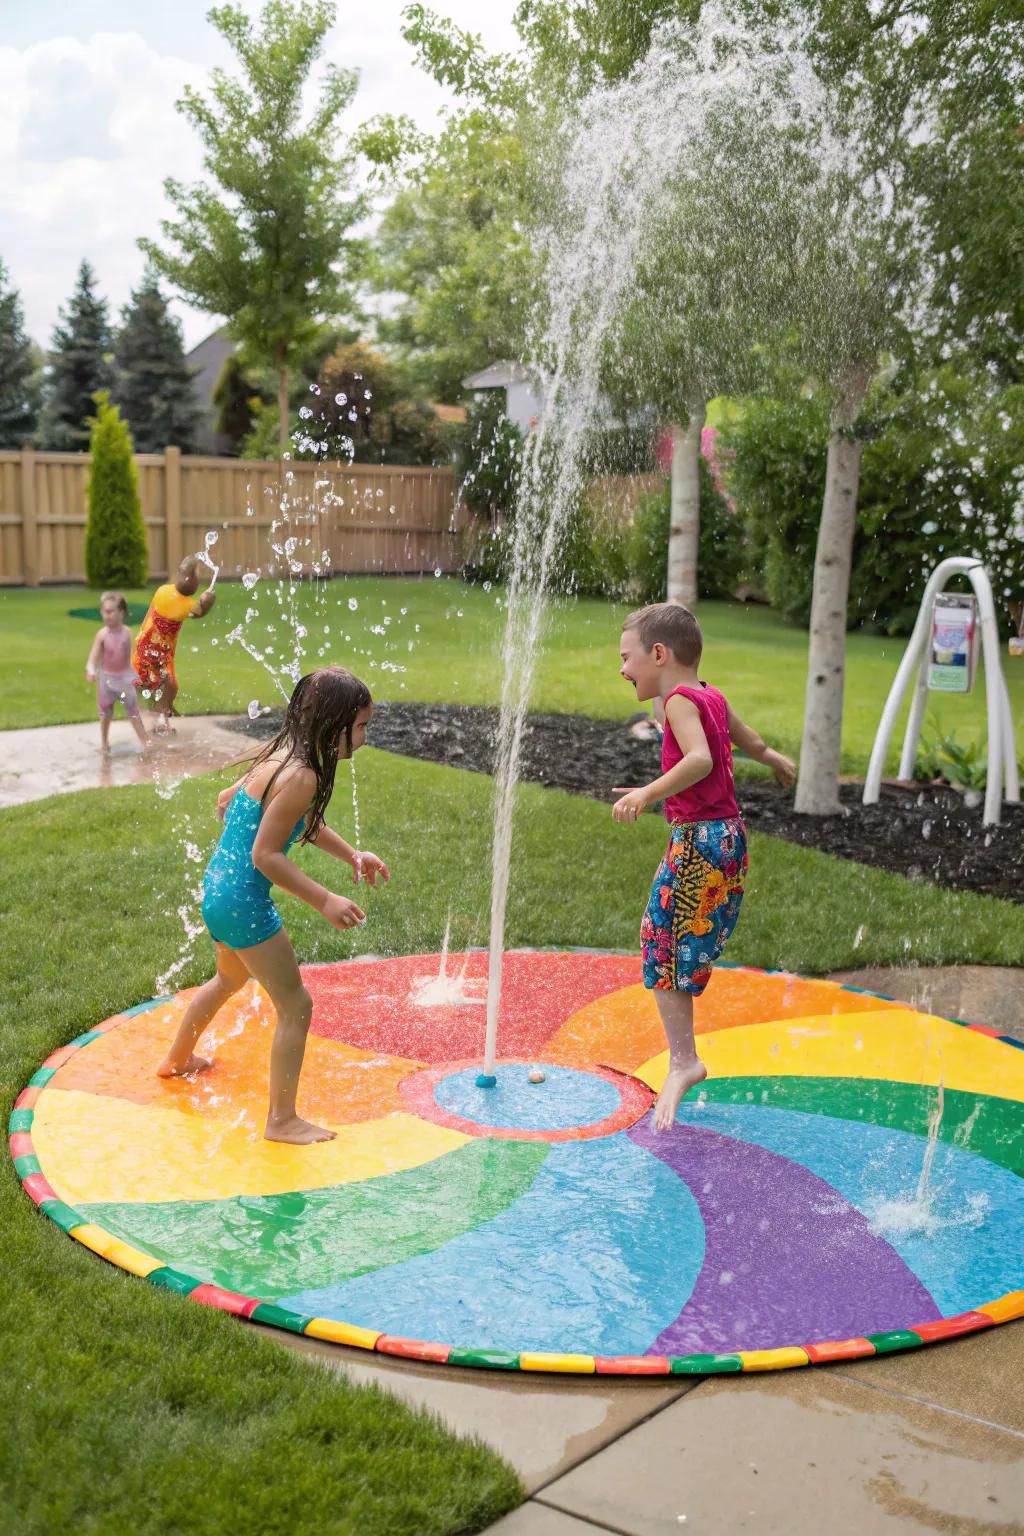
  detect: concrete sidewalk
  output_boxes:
[0,714,247,807]
[267,963,1024,1536]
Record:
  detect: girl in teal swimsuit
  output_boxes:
[157,666,389,1145]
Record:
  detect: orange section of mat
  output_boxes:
[51,988,420,1127]
[545,969,898,1073]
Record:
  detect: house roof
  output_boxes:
[462,360,534,390]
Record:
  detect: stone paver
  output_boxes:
[535,1367,1024,1536]
[0,715,247,807]
[831,965,1024,1044]
[488,1505,610,1534]
[833,1319,1024,1437]
[265,1327,694,1494]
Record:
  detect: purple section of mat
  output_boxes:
[629,1118,940,1354]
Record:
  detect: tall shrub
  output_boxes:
[726,374,1024,634]
[84,393,147,588]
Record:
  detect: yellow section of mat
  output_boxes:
[32,1088,467,1203]
[636,1010,1024,1102]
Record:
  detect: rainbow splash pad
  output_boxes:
[12,953,1024,1374]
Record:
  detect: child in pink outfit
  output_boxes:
[613,602,795,1131]
[85,591,148,756]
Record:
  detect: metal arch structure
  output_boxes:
[864,558,1019,827]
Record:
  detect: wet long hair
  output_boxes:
[249,666,371,844]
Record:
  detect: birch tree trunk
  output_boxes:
[667,398,705,607]
[278,365,290,459]
[794,370,871,815]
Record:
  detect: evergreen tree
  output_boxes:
[84,392,148,587]
[113,269,199,452]
[40,261,113,450]
[212,353,259,452]
[0,262,40,447]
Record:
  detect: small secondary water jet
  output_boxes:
[479,9,834,1084]
[409,909,487,1009]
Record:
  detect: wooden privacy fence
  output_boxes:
[0,448,469,586]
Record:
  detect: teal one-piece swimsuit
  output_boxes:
[201,787,306,950]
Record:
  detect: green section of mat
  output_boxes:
[82,1138,549,1299]
[698,1076,1023,1174]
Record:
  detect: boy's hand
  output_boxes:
[353,851,390,886]
[765,749,797,788]
[322,893,367,930]
[612,787,649,823]
[86,665,96,683]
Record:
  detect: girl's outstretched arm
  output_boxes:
[252,769,365,928]
[311,824,390,885]
[85,628,104,682]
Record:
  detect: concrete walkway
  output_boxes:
[0,715,248,808]
[265,963,1024,1536]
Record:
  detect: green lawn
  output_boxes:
[4,751,1023,1531]
[2,579,1018,775]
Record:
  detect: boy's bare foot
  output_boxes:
[653,1058,707,1131]
[264,1115,336,1145]
[157,1053,213,1078]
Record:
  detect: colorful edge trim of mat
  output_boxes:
[10,959,1024,1376]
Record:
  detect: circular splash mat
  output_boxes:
[12,953,1024,1375]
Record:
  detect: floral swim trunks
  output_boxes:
[641,818,748,994]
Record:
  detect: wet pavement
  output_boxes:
[0,715,248,807]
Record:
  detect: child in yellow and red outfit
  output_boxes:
[133,556,216,732]
[613,602,796,1132]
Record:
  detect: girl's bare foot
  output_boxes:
[157,1053,213,1078]
[653,1058,707,1132]
[264,1115,336,1145]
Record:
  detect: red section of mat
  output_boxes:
[304,952,640,1062]
[22,1174,59,1205]
[804,1337,875,1363]
[190,1284,262,1318]
[41,1044,78,1072]
[9,1132,33,1159]
[910,1312,995,1344]
[376,1335,451,1364]
[595,1355,671,1375]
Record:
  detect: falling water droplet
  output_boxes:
[247,700,261,720]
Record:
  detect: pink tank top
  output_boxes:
[661,683,740,823]
[99,626,133,673]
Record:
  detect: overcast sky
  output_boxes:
[0,0,521,350]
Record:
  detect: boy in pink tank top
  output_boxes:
[613,603,795,1130]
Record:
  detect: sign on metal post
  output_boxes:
[863,557,1019,826]
[927,594,978,694]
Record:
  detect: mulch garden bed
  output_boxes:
[227,701,1023,905]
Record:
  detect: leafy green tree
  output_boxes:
[84,393,148,587]
[141,1,364,457]
[40,261,113,451]
[113,269,199,453]
[369,114,536,401]
[0,261,40,448]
